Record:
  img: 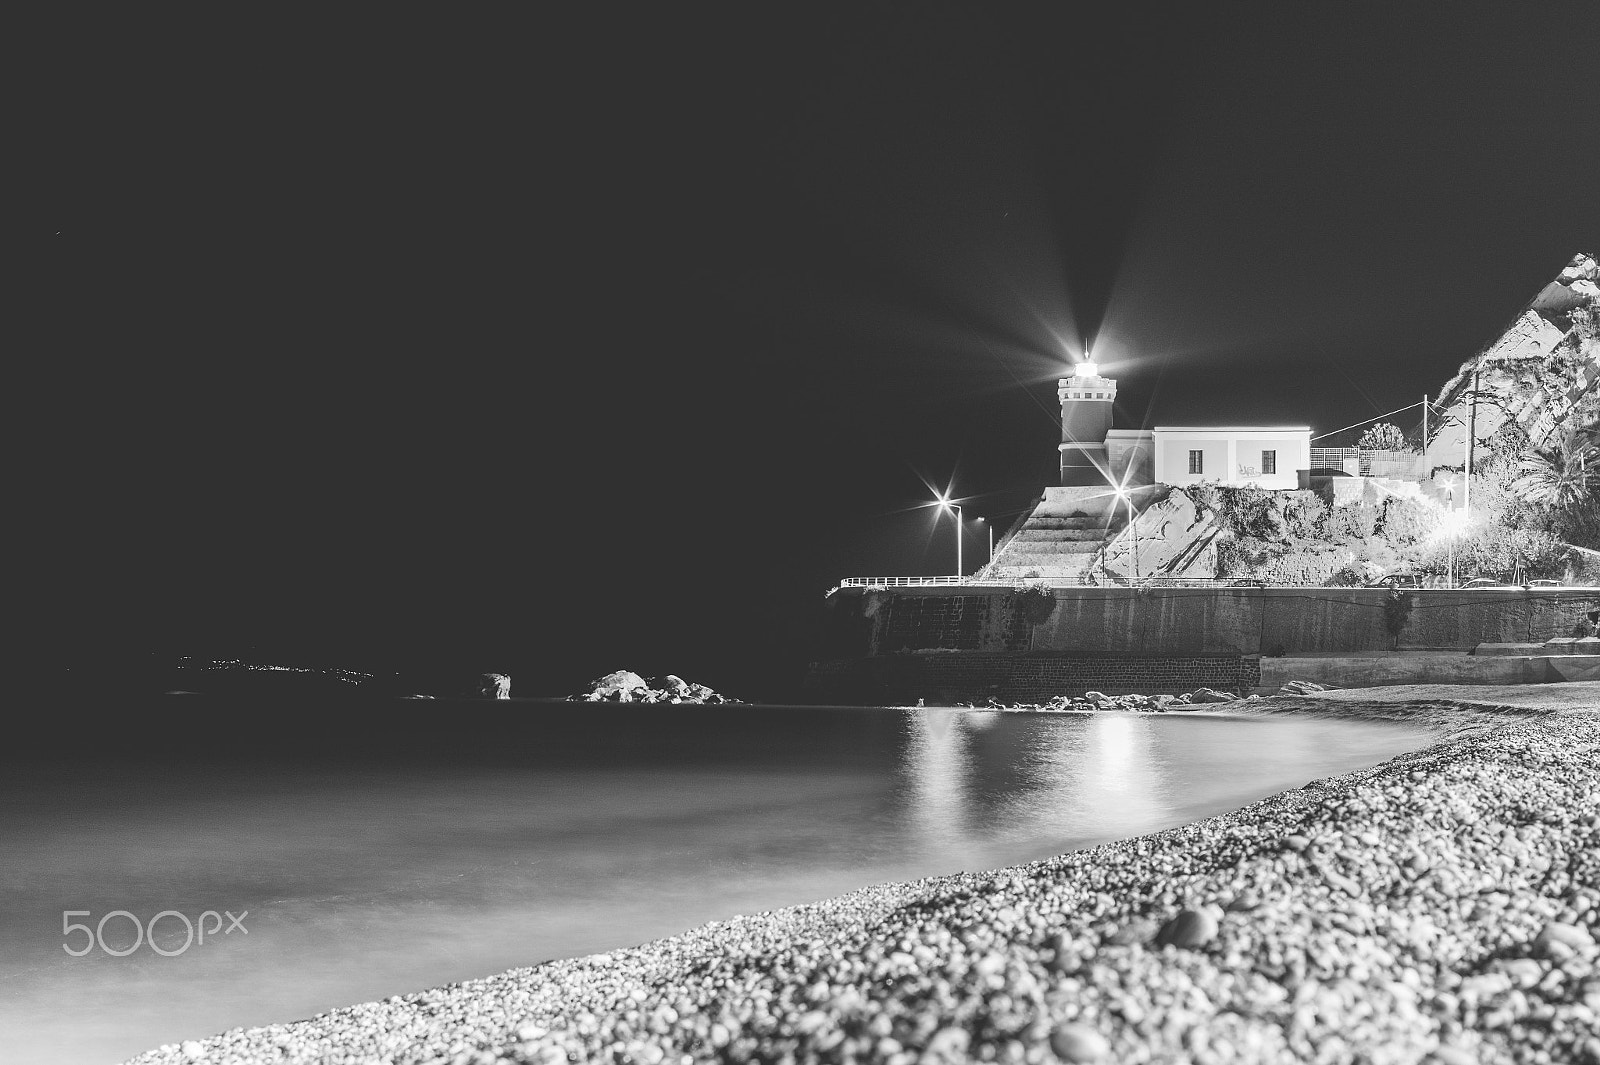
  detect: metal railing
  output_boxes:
[838,575,1600,591]
[836,575,1265,589]
[831,575,1597,595]
[837,576,973,587]
[1307,447,1420,478]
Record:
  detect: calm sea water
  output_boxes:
[0,700,1435,1064]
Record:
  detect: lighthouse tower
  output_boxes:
[1057,361,1116,486]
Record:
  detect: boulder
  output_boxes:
[572,671,740,704]
[588,670,649,699]
[474,673,511,699]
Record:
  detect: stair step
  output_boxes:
[1006,541,1102,554]
[1026,517,1105,529]
[1014,529,1106,542]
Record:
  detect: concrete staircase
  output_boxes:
[982,488,1125,581]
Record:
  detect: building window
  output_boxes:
[1188,450,1203,475]
[1262,450,1277,475]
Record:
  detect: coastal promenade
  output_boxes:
[130,683,1600,1065]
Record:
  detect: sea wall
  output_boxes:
[1256,654,1561,690]
[825,586,1600,657]
[803,652,1259,705]
[806,586,1600,702]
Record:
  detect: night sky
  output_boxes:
[28,4,1600,700]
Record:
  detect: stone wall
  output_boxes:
[803,652,1260,706]
[828,586,1600,658]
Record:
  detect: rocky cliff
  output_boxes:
[1426,252,1599,472]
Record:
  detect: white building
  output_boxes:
[1056,364,1313,489]
[1150,427,1311,490]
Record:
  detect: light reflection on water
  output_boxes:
[0,705,1435,1064]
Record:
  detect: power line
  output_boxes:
[1311,400,1428,442]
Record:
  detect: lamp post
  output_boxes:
[1439,507,1468,589]
[977,517,993,560]
[938,495,962,576]
[1115,487,1139,580]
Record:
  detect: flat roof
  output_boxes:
[1152,426,1312,432]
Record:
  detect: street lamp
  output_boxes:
[1438,507,1469,588]
[976,516,993,560]
[938,494,963,576]
[1114,486,1139,580]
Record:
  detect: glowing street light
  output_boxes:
[1114,485,1139,580]
[976,516,993,560]
[1437,507,1470,588]
[937,494,963,576]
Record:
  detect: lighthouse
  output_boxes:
[1057,360,1117,486]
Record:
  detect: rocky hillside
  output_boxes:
[1425,252,1599,472]
[1090,483,1486,585]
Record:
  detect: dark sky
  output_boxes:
[28,4,1600,699]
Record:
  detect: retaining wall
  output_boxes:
[803,653,1260,706]
[829,586,1600,657]
[806,585,1600,704]
[1255,654,1561,690]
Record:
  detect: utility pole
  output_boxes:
[1422,394,1429,465]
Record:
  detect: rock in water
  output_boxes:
[475,673,511,699]
[571,671,740,703]
[588,671,649,699]
[1155,907,1219,948]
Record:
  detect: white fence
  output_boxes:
[1308,447,1419,478]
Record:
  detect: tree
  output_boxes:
[1512,427,1599,513]
[1358,422,1408,452]
[1512,426,1600,550]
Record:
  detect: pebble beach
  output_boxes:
[130,682,1600,1065]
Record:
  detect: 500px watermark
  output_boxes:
[62,909,248,957]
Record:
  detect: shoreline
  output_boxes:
[130,683,1600,1065]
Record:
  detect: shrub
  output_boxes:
[1330,559,1384,587]
[1217,485,1283,539]
[1186,483,1223,517]
[1378,496,1436,546]
[1281,491,1328,539]
[1329,503,1378,542]
[1216,537,1342,584]
[1358,422,1409,452]
[1382,589,1414,646]
[1012,584,1057,624]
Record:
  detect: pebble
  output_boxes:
[1049,1023,1110,1062]
[1155,908,1218,949]
[1535,920,1595,955]
[1424,1047,1478,1065]
[120,697,1600,1065]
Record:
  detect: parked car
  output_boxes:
[1461,576,1514,589]
[1366,572,1422,589]
[1528,578,1563,587]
